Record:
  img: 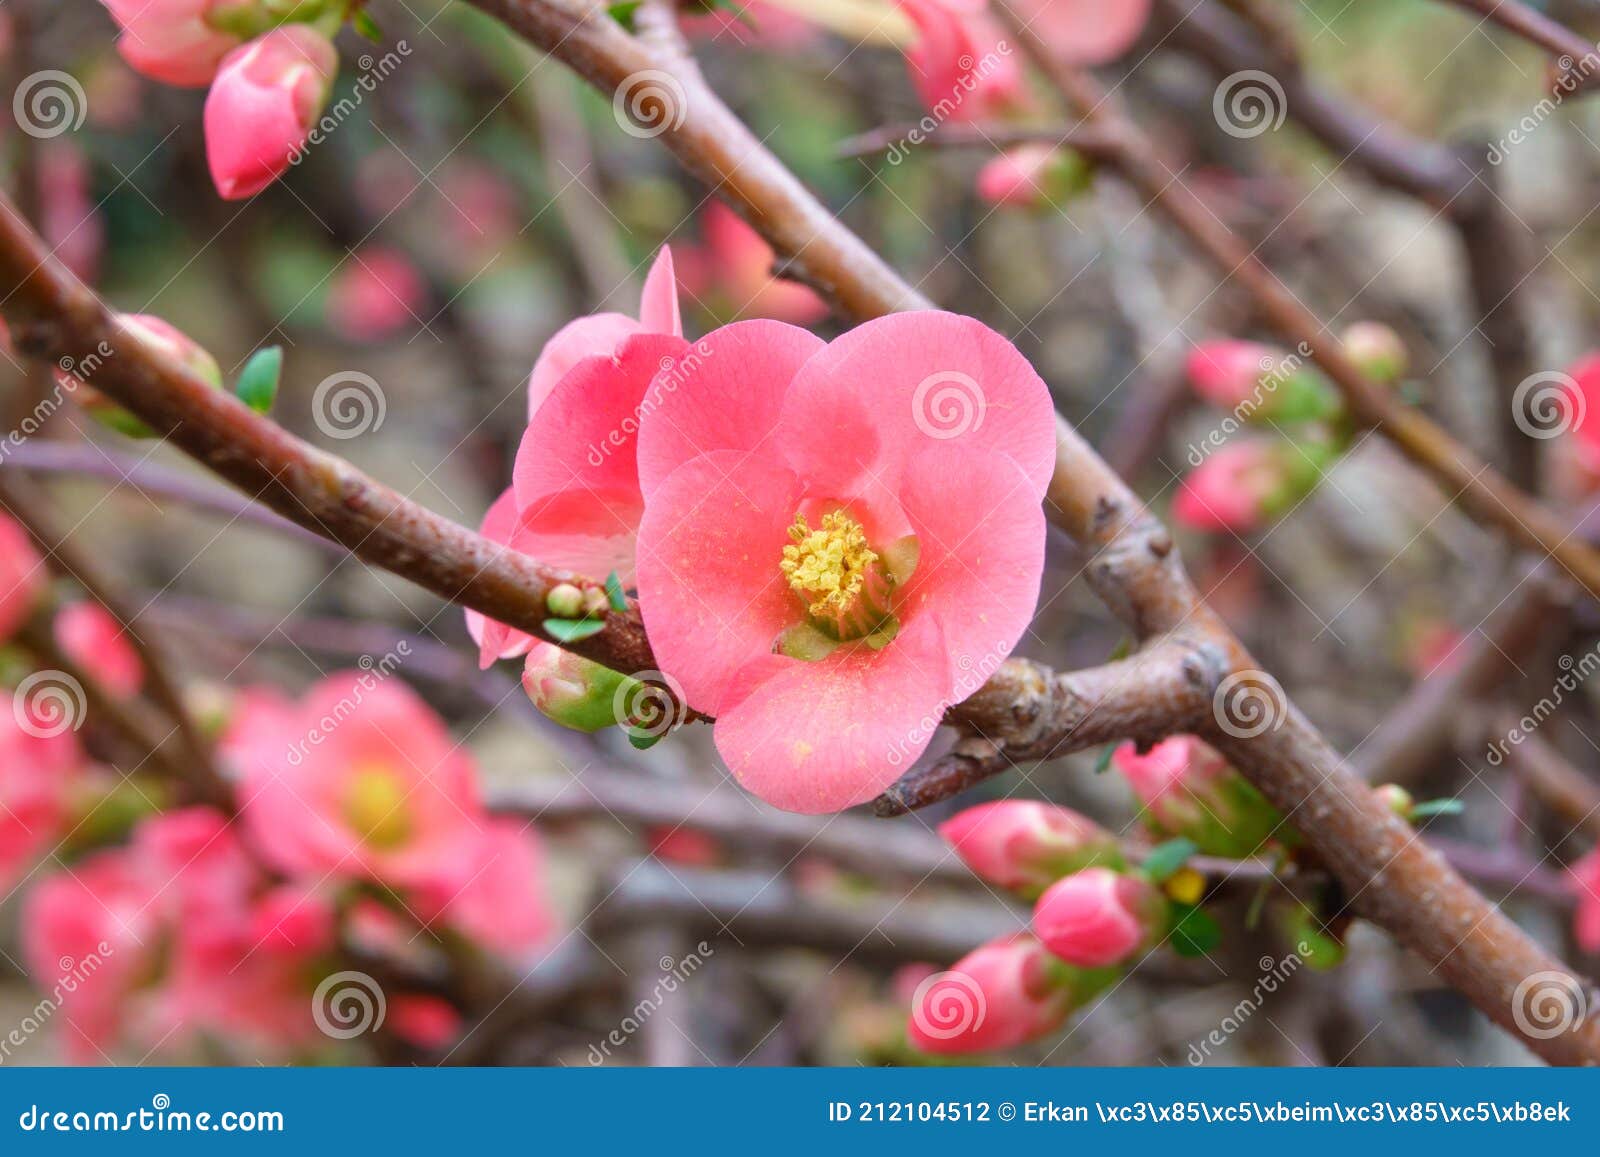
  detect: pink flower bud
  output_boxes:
[0,512,44,645]
[1570,849,1600,953]
[1342,321,1407,385]
[98,0,252,87]
[521,641,628,733]
[938,800,1122,897]
[1172,440,1292,534]
[68,313,222,437]
[1112,735,1283,856]
[975,145,1091,209]
[906,933,1078,1055]
[326,246,429,342]
[54,602,145,698]
[1372,784,1414,820]
[248,884,335,956]
[204,25,338,201]
[1186,340,1274,409]
[1032,867,1165,968]
[389,994,463,1050]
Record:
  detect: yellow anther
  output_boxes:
[343,765,412,850]
[780,511,880,618]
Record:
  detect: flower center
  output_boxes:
[780,510,895,642]
[343,765,412,850]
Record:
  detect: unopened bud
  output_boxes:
[906,933,1091,1056]
[1342,321,1407,385]
[938,800,1123,898]
[1373,783,1414,820]
[546,583,585,619]
[521,641,628,732]
[1112,736,1285,857]
[1032,867,1168,969]
[67,314,222,438]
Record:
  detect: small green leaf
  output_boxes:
[1170,904,1222,957]
[352,9,383,41]
[544,617,606,643]
[607,1,642,27]
[1092,743,1117,775]
[1141,837,1198,883]
[235,346,282,414]
[605,571,628,613]
[628,729,665,751]
[1410,798,1465,819]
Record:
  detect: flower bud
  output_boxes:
[545,583,585,619]
[67,313,222,438]
[98,0,255,88]
[938,800,1123,898]
[1186,340,1274,410]
[521,641,628,733]
[975,146,1092,209]
[1342,321,1407,385]
[906,933,1093,1055]
[1112,736,1283,857]
[0,513,44,645]
[1568,849,1600,953]
[204,24,339,200]
[54,602,145,698]
[1032,867,1167,968]
[1172,440,1299,535]
[1373,783,1414,820]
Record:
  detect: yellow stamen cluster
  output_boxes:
[781,511,879,621]
[344,765,412,851]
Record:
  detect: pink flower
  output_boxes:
[0,511,44,644]
[97,0,248,87]
[234,672,486,890]
[1571,849,1600,953]
[415,818,557,955]
[204,24,338,200]
[1112,735,1282,856]
[1008,0,1151,66]
[1565,353,1600,470]
[1172,440,1295,534]
[648,825,721,868]
[0,712,85,895]
[389,994,463,1049]
[939,800,1122,897]
[39,144,102,283]
[635,311,1055,813]
[906,933,1076,1054]
[54,602,145,698]
[975,145,1091,209]
[677,202,828,325]
[1186,340,1273,409]
[896,0,1026,123]
[1032,867,1164,968]
[326,246,429,341]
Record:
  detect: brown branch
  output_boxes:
[834,120,1126,160]
[1436,0,1600,92]
[1491,712,1600,843]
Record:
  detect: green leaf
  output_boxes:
[628,729,665,751]
[1170,904,1222,958]
[605,571,628,613]
[544,617,606,643]
[1092,743,1117,776]
[607,1,641,27]
[1141,837,1198,883]
[352,9,383,41]
[235,346,282,414]
[1409,798,1465,819]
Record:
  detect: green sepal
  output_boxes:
[1141,837,1198,883]
[235,346,283,415]
[605,571,629,613]
[1409,798,1465,820]
[544,617,606,643]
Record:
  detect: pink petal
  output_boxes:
[712,615,951,814]
[636,319,824,496]
[895,444,1045,692]
[526,313,645,420]
[465,489,537,669]
[776,311,1057,496]
[636,451,806,716]
[1014,0,1151,66]
[638,246,683,337]
[514,332,688,582]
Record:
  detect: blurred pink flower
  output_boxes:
[0,712,85,895]
[1008,0,1151,66]
[1172,440,1292,534]
[906,933,1075,1055]
[1186,339,1273,410]
[38,144,102,284]
[1032,866,1164,968]
[97,0,247,87]
[677,202,828,325]
[204,24,338,200]
[234,672,486,891]
[389,994,463,1050]
[635,312,1054,813]
[415,818,557,956]
[54,602,145,699]
[326,247,429,341]
[648,825,722,868]
[0,511,44,644]
[896,0,1025,123]
[1571,849,1600,953]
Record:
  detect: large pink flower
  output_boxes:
[0,511,44,644]
[635,311,1054,813]
[896,0,1026,123]
[414,818,557,955]
[204,24,338,200]
[233,672,486,890]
